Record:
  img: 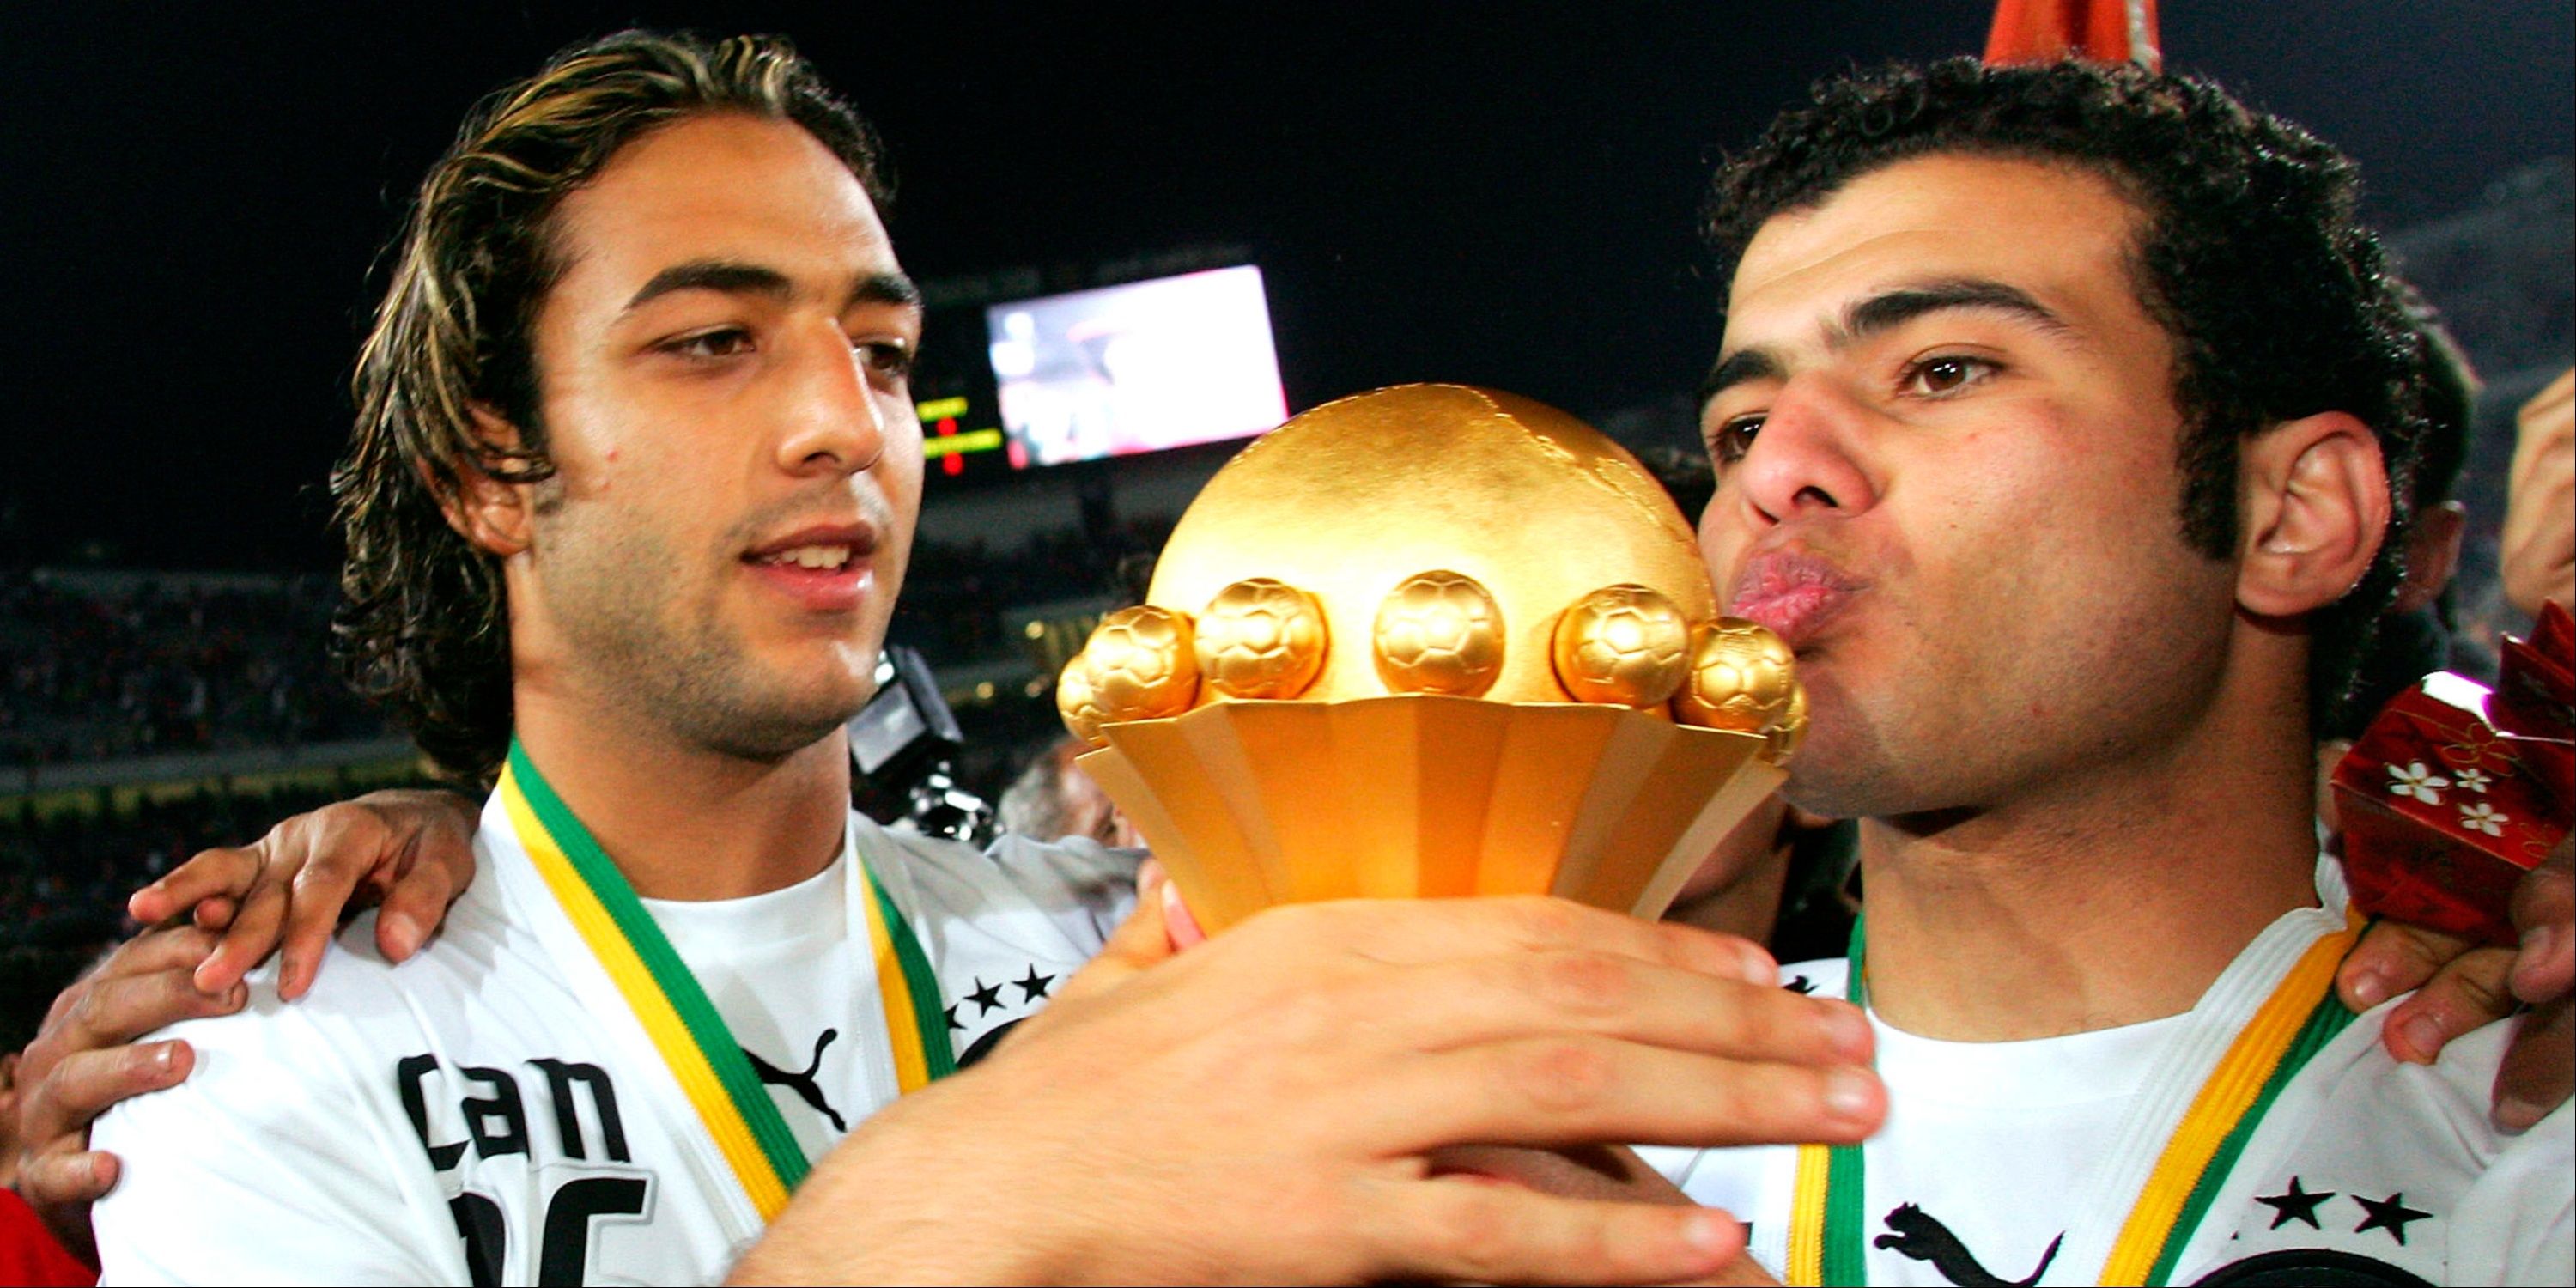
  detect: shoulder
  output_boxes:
[858,814,1140,943]
[2201,1001,2573,1285]
[857,818,1140,1062]
[90,927,471,1284]
[135,833,550,1057]
[2285,1001,2549,1167]
[93,835,537,1141]
[92,824,559,1176]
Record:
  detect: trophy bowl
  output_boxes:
[1060,383,1802,932]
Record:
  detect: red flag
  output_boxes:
[1984,0,2163,70]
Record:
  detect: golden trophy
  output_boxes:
[1059,384,1803,932]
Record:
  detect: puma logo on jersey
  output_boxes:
[743,1029,846,1132]
[1874,1202,2063,1287]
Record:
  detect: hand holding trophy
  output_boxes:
[1057,383,1804,932]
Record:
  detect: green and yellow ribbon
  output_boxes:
[499,739,954,1220]
[1786,910,2360,1287]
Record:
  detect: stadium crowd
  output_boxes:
[0,574,385,775]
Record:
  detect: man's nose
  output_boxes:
[775,321,888,477]
[1727,374,1882,532]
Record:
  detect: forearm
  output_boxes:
[726,1086,1067,1285]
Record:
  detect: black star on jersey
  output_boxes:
[1785,975,1817,995]
[1014,964,1057,1002]
[944,1003,964,1032]
[2351,1193,2430,1245]
[2255,1176,2336,1230]
[963,976,1006,1016]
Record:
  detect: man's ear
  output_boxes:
[2237,410,2391,617]
[440,404,538,557]
[2393,500,2466,615]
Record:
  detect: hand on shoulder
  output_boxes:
[2340,834,2573,1132]
[13,786,482,1264]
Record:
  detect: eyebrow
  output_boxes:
[1843,279,2070,343]
[1698,349,1784,406]
[848,270,924,312]
[1698,277,2075,405]
[623,259,924,313]
[624,259,790,311]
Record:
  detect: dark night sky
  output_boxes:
[3,2,2569,570]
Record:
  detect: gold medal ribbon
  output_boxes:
[500,739,954,1221]
[1787,910,2360,1286]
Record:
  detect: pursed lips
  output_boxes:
[1727,548,1865,648]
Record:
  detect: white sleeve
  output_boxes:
[2446,1098,2574,1286]
[981,833,1143,947]
[92,999,465,1286]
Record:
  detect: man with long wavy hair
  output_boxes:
[83,30,1868,1285]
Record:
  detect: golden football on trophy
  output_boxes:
[1081,605,1200,723]
[1553,584,1693,708]
[1062,383,1802,931]
[1674,618,1799,733]
[1194,578,1328,700]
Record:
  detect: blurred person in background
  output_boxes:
[2312,294,2476,1024]
[2502,368,2574,617]
[994,735,1139,851]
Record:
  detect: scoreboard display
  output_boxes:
[914,392,1005,479]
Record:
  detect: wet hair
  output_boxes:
[1704,58,2427,735]
[331,31,889,783]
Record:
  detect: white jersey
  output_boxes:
[1645,860,2573,1286]
[94,794,1138,1286]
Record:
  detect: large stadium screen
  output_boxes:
[985,265,1287,469]
[910,264,1287,483]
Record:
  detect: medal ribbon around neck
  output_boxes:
[1786,909,2360,1287]
[499,739,955,1221]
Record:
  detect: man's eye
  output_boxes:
[1903,355,1996,396]
[1706,415,1763,466]
[856,339,914,380]
[665,328,753,360]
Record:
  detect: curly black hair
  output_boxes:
[1703,58,2427,737]
[332,31,890,785]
